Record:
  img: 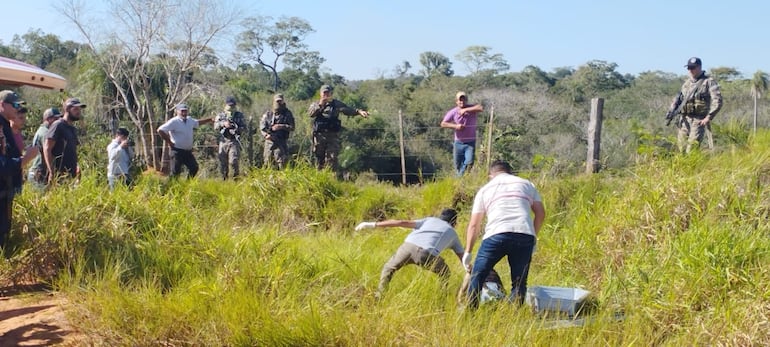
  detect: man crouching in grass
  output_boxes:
[355,208,464,300]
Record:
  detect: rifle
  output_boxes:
[665,78,705,126]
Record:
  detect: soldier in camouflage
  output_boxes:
[260,94,295,169]
[666,57,723,153]
[214,96,247,180]
[307,85,369,173]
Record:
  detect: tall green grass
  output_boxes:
[4,133,770,345]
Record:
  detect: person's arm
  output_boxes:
[157,124,172,146]
[464,212,484,254]
[532,201,545,235]
[43,137,55,182]
[21,145,39,167]
[197,117,214,126]
[440,109,462,130]
[354,219,417,231]
[259,113,271,138]
[702,79,723,125]
[213,114,225,131]
[285,111,295,132]
[451,238,465,261]
[336,100,369,118]
[460,103,483,115]
[308,102,323,118]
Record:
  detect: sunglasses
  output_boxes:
[5,101,23,110]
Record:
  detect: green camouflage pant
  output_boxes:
[312,132,340,171]
[218,140,241,179]
[263,140,289,169]
[677,115,707,153]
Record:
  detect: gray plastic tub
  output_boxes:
[526,286,591,316]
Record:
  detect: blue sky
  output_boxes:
[3,0,766,80]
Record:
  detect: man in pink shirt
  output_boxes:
[441,91,483,176]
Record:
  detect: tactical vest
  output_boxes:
[313,101,342,133]
[682,77,709,116]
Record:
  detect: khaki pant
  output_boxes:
[378,242,450,295]
[218,140,240,179]
[312,131,340,172]
[678,115,708,153]
[263,140,289,169]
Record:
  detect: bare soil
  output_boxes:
[0,284,87,346]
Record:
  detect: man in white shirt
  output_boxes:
[157,103,213,178]
[356,208,464,299]
[463,160,546,309]
[107,127,133,190]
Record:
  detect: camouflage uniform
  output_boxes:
[214,103,247,179]
[308,95,360,172]
[668,59,723,153]
[260,95,295,169]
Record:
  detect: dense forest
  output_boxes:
[1,0,767,183]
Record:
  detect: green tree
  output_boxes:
[236,16,318,92]
[710,67,741,82]
[554,60,629,103]
[750,70,768,133]
[418,51,453,78]
[455,45,509,76]
[10,29,82,72]
[61,0,241,171]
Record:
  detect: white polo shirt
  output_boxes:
[157,116,199,150]
[471,173,541,239]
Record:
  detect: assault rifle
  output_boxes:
[665,92,684,126]
[665,79,706,126]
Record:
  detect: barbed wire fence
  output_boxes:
[53,107,500,183]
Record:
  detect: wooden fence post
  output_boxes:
[486,105,495,168]
[586,98,604,174]
[398,109,406,185]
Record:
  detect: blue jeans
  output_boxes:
[453,140,475,176]
[467,232,535,309]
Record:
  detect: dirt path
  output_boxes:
[0,285,86,346]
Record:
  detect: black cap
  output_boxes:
[685,57,702,68]
[439,208,458,226]
[116,127,129,137]
[225,96,236,105]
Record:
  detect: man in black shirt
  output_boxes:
[45,97,85,184]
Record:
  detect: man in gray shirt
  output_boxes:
[355,208,464,299]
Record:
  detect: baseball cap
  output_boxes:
[320,84,332,93]
[0,90,23,105]
[225,96,237,105]
[64,97,87,108]
[456,91,467,100]
[685,57,702,68]
[273,93,285,102]
[116,127,130,137]
[175,103,189,111]
[43,108,62,120]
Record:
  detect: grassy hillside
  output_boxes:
[4,133,770,346]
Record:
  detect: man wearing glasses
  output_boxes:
[665,57,723,153]
[0,90,25,249]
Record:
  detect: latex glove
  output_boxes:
[355,222,376,231]
[462,252,473,272]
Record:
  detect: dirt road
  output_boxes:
[0,286,86,346]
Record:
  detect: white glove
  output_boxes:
[462,252,473,272]
[355,222,377,231]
